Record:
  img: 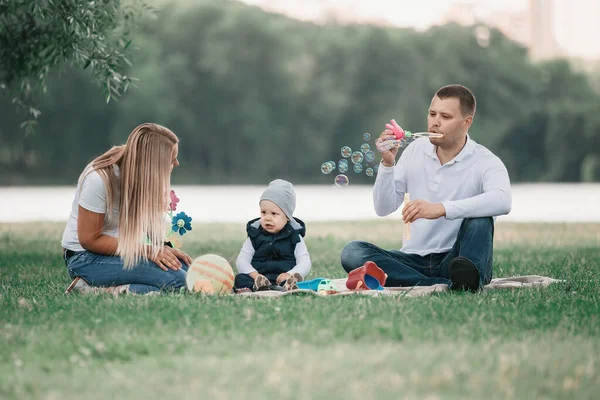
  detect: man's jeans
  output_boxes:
[340,217,494,288]
[65,251,189,294]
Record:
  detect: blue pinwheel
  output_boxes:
[171,212,192,235]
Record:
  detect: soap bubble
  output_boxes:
[321,162,333,174]
[363,132,371,141]
[338,160,348,173]
[366,168,374,177]
[353,163,363,173]
[365,150,375,163]
[341,146,352,158]
[334,174,349,187]
[360,143,370,153]
[373,164,379,174]
[351,151,363,164]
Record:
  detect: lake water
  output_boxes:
[0,184,599,224]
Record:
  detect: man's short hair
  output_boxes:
[435,84,476,117]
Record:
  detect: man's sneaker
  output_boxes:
[253,275,271,291]
[449,257,480,292]
[64,277,91,294]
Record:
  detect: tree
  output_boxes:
[1,0,599,184]
[0,0,150,131]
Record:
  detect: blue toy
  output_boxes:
[296,278,336,292]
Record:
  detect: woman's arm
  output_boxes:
[77,205,191,270]
[77,206,119,255]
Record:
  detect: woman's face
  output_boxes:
[170,143,179,172]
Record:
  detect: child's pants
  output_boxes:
[234,273,285,291]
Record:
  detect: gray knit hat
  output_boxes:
[259,179,296,220]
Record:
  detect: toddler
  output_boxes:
[234,179,312,292]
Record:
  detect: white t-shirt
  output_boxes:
[61,166,120,251]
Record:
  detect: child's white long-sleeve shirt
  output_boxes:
[236,234,312,277]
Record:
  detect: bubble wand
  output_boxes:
[403,193,411,241]
[376,119,443,153]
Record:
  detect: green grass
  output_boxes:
[1,221,599,399]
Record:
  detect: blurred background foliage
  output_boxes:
[1,0,599,185]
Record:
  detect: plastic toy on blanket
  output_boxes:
[346,261,388,291]
[375,119,443,153]
[296,278,338,295]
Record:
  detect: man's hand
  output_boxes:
[402,200,446,223]
[377,129,399,167]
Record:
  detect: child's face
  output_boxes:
[259,200,288,234]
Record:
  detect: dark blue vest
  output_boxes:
[247,217,306,277]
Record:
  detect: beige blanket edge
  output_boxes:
[238,275,563,298]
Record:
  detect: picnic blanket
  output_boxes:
[237,275,563,298]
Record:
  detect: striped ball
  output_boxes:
[186,254,235,295]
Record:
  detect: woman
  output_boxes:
[61,123,194,295]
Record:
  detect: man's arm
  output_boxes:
[372,128,411,217]
[442,161,512,220]
[373,153,410,217]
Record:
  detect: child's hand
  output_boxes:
[276,273,292,284]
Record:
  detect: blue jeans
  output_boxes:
[65,251,189,294]
[340,218,494,289]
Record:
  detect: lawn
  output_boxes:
[1,221,599,399]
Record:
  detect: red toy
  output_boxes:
[346,261,388,291]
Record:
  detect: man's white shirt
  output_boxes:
[373,134,511,256]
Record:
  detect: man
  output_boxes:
[341,84,511,291]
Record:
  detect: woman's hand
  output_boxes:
[170,247,194,267]
[150,246,193,271]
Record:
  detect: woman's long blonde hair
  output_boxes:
[78,123,178,269]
